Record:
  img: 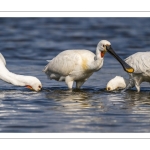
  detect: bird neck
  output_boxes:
[2,69,31,87]
[88,48,104,71]
[10,72,30,86]
[95,48,104,60]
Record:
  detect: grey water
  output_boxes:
[0,18,150,132]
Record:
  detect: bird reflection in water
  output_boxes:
[107,89,150,114]
[45,88,105,110]
[123,90,150,106]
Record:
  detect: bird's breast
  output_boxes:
[82,58,88,71]
[95,58,104,71]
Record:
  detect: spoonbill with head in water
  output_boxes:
[106,52,150,92]
[0,53,42,91]
[44,40,134,89]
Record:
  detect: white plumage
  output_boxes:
[106,52,150,92]
[44,40,133,89]
[0,53,42,91]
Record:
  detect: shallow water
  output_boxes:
[0,18,150,132]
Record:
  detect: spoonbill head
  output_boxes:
[97,40,134,73]
[25,77,42,91]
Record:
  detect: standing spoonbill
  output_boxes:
[0,53,42,91]
[44,40,134,89]
[106,52,150,92]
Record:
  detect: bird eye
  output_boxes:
[103,45,105,47]
[38,85,41,88]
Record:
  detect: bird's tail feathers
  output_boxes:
[42,60,51,72]
[43,63,49,72]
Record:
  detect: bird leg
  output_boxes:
[65,76,74,89]
[134,77,141,92]
[133,75,142,93]
[135,84,140,93]
[121,78,135,92]
[76,80,85,89]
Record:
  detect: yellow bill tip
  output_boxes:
[126,68,134,73]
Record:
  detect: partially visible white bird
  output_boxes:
[106,52,150,92]
[106,76,131,91]
[0,53,42,91]
[44,40,134,89]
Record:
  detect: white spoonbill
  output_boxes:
[106,52,150,92]
[44,40,134,89]
[0,53,42,91]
